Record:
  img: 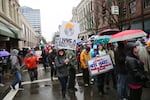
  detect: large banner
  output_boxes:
[88,54,113,76]
[58,21,80,50]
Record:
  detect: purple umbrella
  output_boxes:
[0,51,10,57]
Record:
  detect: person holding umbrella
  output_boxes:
[115,41,128,100]
[125,42,148,100]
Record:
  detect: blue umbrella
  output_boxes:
[0,51,10,57]
[77,39,83,45]
[94,35,111,45]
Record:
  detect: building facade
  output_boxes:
[20,14,40,48]
[72,0,95,40]
[72,0,150,40]
[21,6,41,34]
[0,0,40,50]
[0,0,23,50]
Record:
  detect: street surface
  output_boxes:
[3,64,150,100]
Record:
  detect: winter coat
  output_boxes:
[48,50,57,66]
[107,49,115,65]
[54,49,69,78]
[126,53,147,86]
[10,49,20,73]
[80,49,90,69]
[67,50,77,69]
[115,48,127,75]
[24,53,37,69]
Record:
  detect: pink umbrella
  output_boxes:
[109,30,147,43]
[99,29,120,36]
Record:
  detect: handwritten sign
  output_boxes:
[58,21,80,50]
[88,54,113,76]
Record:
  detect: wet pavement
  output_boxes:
[3,64,150,100]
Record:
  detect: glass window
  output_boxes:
[129,1,136,14]
[144,0,150,8]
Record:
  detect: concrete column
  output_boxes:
[5,0,9,17]
[0,0,2,12]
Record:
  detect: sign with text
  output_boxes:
[88,54,113,76]
[58,21,80,50]
[111,6,119,15]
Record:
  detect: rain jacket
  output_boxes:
[67,50,77,69]
[126,51,147,86]
[24,53,37,69]
[10,49,20,72]
[80,49,90,69]
[54,49,69,78]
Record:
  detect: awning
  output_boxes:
[0,23,24,40]
[0,23,15,38]
[7,26,23,40]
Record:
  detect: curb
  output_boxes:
[0,85,11,100]
[0,64,25,100]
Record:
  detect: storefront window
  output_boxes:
[144,0,150,8]
[129,1,136,14]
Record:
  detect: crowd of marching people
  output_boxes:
[0,37,150,100]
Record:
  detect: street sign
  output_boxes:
[111,6,119,15]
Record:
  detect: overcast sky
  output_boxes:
[19,0,81,42]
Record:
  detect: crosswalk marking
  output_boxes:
[3,65,83,100]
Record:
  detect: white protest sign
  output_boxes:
[58,21,80,50]
[88,54,113,76]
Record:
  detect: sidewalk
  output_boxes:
[0,72,13,100]
[0,64,25,100]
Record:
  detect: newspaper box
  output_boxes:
[88,54,113,76]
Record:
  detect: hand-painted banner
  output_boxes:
[57,37,77,50]
[88,54,113,76]
[58,21,80,50]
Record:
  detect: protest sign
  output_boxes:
[58,21,80,50]
[88,54,113,76]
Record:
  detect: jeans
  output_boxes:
[58,76,68,97]
[12,71,22,88]
[117,74,128,99]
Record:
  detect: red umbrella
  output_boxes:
[99,29,120,36]
[109,30,147,43]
